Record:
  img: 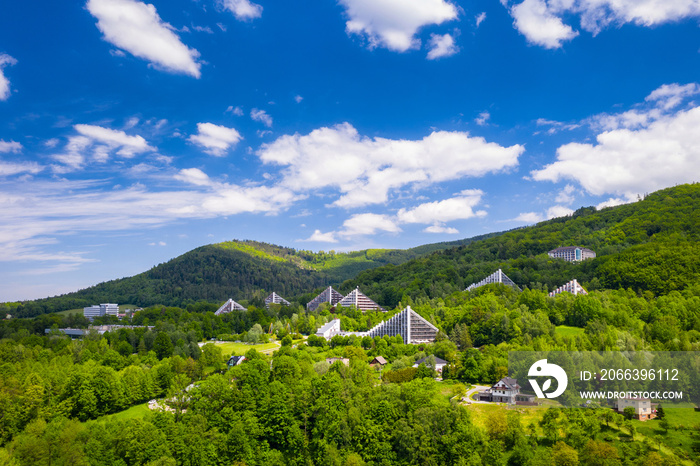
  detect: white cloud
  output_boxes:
[294,95,303,103]
[555,184,576,204]
[301,229,339,243]
[475,111,490,126]
[645,83,700,110]
[339,213,402,237]
[513,212,544,223]
[339,0,459,52]
[219,0,263,21]
[397,189,486,224]
[509,0,578,49]
[532,86,700,200]
[597,197,628,209]
[226,105,244,116]
[547,205,574,219]
[174,168,212,186]
[476,12,487,27]
[0,53,17,100]
[188,122,242,156]
[426,33,459,59]
[0,161,43,177]
[423,225,459,234]
[0,140,22,153]
[0,171,300,268]
[74,124,155,157]
[149,241,167,246]
[257,122,523,208]
[251,108,273,127]
[87,0,202,77]
[507,0,700,48]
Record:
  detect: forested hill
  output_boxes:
[344,183,700,308]
[9,234,500,317]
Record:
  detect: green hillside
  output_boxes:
[343,183,700,308]
[8,235,497,317]
[8,183,700,318]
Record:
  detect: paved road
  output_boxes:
[462,385,491,404]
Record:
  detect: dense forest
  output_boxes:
[2,280,700,464]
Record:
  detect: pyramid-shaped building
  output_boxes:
[306,286,344,312]
[337,287,386,312]
[265,292,291,308]
[465,269,521,292]
[365,306,438,344]
[215,298,247,315]
[549,279,588,297]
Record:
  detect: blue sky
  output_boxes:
[1,0,699,301]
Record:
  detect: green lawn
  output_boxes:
[555,325,585,338]
[98,402,151,423]
[630,407,700,464]
[206,340,280,356]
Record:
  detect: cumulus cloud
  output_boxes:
[555,184,576,204]
[226,105,244,116]
[0,53,17,100]
[219,0,263,21]
[188,122,242,156]
[87,0,202,77]
[397,189,486,224]
[513,212,544,223]
[251,108,273,127]
[426,33,459,59]
[547,205,574,219]
[258,122,523,208]
[339,0,459,52]
[509,0,578,49]
[532,84,700,200]
[174,168,212,186]
[597,197,629,209]
[339,213,402,237]
[476,12,487,27]
[0,140,22,153]
[294,95,303,103]
[506,0,700,48]
[49,125,155,171]
[301,229,339,243]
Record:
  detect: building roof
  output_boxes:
[493,377,519,390]
[414,356,448,367]
[371,356,388,365]
[465,269,521,292]
[337,287,386,312]
[316,319,340,334]
[215,299,247,315]
[306,286,344,312]
[227,355,246,366]
[548,246,595,254]
[549,279,588,297]
[265,292,291,308]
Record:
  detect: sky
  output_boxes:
[1,0,699,301]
